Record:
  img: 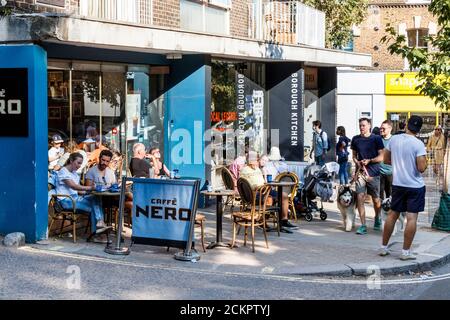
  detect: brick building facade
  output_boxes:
[353,0,437,70]
[6,0,249,38]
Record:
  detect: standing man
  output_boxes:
[379,120,393,200]
[311,120,328,166]
[351,118,385,235]
[379,116,427,260]
[85,149,116,188]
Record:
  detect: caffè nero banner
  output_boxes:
[131,178,199,249]
[0,68,28,137]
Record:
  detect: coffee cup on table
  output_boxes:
[111,183,119,190]
[95,184,103,192]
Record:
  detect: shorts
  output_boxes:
[355,175,380,199]
[391,185,426,213]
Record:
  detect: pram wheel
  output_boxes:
[305,212,313,222]
[319,210,327,221]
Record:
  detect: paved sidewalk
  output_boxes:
[26,201,450,277]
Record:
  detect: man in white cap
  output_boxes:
[48,134,65,170]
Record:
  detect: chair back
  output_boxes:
[236,178,254,207]
[275,172,299,196]
[221,167,235,190]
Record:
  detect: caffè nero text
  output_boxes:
[135,198,191,221]
[0,89,22,115]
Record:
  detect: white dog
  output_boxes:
[381,197,406,236]
[337,186,357,232]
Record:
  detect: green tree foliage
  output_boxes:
[381,0,450,110]
[211,61,236,113]
[303,0,368,49]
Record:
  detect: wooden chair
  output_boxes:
[195,213,206,253]
[275,171,299,222]
[231,178,270,252]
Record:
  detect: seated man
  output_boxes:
[239,151,298,232]
[85,149,116,188]
[87,135,108,166]
[129,143,152,178]
[55,152,109,235]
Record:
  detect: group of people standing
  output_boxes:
[312,116,430,260]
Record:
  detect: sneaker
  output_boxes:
[373,217,381,231]
[399,253,416,261]
[356,225,367,235]
[378,247,390,256]
[281,220,299,230]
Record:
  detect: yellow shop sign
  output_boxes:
[385,72,424,95]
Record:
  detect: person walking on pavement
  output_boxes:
[336,126,351,185]
[311,120,328,166]
[427,125,445,176]
[351,117,384,235]
[379,115,427,260]
[379,120,393,200]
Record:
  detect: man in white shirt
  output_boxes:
[379,115,427,261]
[85,149,116,189]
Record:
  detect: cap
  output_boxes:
[407,115,423,133]
[83,138,95,144]
[51,134,64,144]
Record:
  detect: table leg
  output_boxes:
[207,195,232,249]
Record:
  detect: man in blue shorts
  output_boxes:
[351,118,385,235]
[379,115,427,260]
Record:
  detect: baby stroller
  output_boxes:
[294,162,338,222]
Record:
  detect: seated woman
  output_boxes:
[55,152,109,235]
[147,147,170,178]
[240,151,298,231]
[228,155,246,191]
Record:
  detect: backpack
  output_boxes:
[319,131,332,152]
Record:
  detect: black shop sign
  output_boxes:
[0,68,28,137]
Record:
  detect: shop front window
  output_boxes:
[387,112,408,134]
[411,112,436,145]
[211,60,266,166]
[47,61,167,175]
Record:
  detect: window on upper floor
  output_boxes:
[180,0,230,35]
[407,28,429,48]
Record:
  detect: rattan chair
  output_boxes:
[275,171,300,222]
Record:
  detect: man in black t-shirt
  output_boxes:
[129,143,152,178]
[351,118,384,235]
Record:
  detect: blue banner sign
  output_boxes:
[131,178,200,249]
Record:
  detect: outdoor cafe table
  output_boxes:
[92,190,122,229]
[264,181,297,234]
[200,189,236,249]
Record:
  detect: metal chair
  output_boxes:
[231,178,270,252]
